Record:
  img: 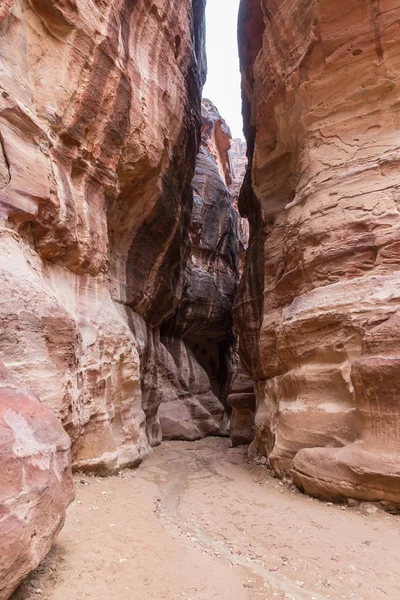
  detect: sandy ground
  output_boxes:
[12,438,400,600]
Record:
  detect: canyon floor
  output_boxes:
[13,438,400,600]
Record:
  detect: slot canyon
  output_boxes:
[1,1,400,599]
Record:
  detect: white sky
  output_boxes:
[202,0,243,139]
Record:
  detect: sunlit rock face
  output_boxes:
[230,138,250,274]
[159,99,240,440]
[237,0,400,503]
[230,138,248,204]
[0,0,206,474]
[0,361,74,599]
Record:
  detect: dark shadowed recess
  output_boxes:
[124,0,207,327]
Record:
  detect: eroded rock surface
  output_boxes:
[237,0,400,503]
[159,99,241,440]
[0,362,74,599]
[230,138,250,273]
[227,359,255,447]
[0,0,206,474]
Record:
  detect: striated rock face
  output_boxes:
[0,362,74,599]
[230,138,248,204]
[230,138,250,274]
[226,136,254,447]
[226,359,255,447]
[159,99,240,440]
[237,0,400,503]
[0,0,206,474]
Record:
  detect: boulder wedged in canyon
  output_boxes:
[0,362,74,600]
[159,99,241,440]
[237,0,400,501]
[0,0,207,475]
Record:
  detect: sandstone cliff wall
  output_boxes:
[0,0,207,475]
[0,362,73,599]
[159,99,241,440]
[237,0,400,503]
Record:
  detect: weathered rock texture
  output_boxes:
[227,359,255,447]
[226,136,254,447]
[0,0,207,476]
[0,361,74,599]
[230,138,248,204]
[237,0,400,503]
[159,99,240,440]
[230,137,250,273]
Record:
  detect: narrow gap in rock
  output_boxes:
[2,1,400,599]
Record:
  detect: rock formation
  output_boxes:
[0,0,207,475]
[230,138,248,204]
[237,0,400,503]
[227,360,255,447]
[230,137,250,273]
[0,9,251,590]
[226,138,255,447]
[0,361,74,599]
[159,99,240,440]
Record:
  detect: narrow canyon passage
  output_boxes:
[2,0,400,596]
[13,438,400,600]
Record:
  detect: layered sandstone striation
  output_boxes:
[237,0,400,503]
[159,99,240,440]
[230,137,250,273]
[0,0,207,475]
[230,138,248,204]
[226,359,255,447]
[0,362,74,599]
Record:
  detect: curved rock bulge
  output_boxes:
[0,362,74,599]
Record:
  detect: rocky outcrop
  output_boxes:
[293,322,400,504]
[158,99,240,440]
[230,138,247,204]
[0,362,74,599]
[0,0,206,474]
[237,0,400,503]
[230,138,250,273]
[226,359,255,447]
[226,135,254,447]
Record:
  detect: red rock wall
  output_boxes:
[237,0,400,503]
[0,0,206,474]
[0,362,74,599]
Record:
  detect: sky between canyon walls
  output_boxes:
[203,0,243,139]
